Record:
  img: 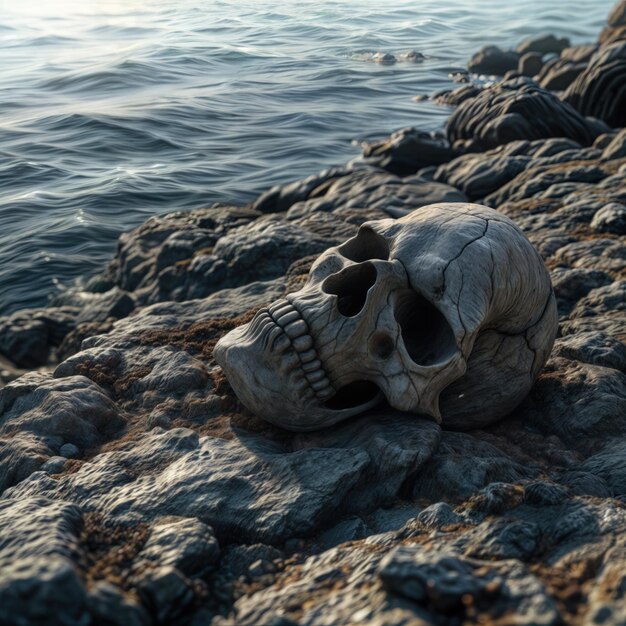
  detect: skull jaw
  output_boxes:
[214,326,384,431]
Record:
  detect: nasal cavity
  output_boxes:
[323,262,377,317]
[338,226,389,262]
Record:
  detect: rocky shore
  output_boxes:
[1,2,625,625]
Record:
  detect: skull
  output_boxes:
[214,203,557,431]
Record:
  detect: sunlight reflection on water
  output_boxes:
[0,0,614,313]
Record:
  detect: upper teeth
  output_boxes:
[265,299,334,401]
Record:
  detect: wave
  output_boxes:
[0,0,615,315]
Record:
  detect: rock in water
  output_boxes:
[468,45,520,75]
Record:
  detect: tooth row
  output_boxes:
[267,299,334,401]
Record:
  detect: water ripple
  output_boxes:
[0,0,614,314]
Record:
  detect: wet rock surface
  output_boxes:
[1,2,625,625]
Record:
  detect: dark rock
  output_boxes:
[136,566,195,624]
[60,443,79,459]
[0,306,80,368]
[369,504,424,533]
[317,517,368,549]
[539,62,586,91]
[468,45,520,75]
[253,166,351,214]
[462,518,541,560]
[447,78,599,151]
[524,481,569,506]
[432,84,481,106]
[413,432,532,502]
[552,332,626,373]
[516,34,571,55]
[518,52,544,76]
[219,544,283,581]
[361,128,458,175]
[558,470,612,497]
[87,581,149,626]
[551,267,613,311]
[564,41,626,127]
[582,441,626,496]
[600,0,626,45]
[379,545,488,610]
[468,482,524,514]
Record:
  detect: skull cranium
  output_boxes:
[214,203,557,431]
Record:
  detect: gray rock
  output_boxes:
[379,545,486,609]
[372,52,397,65]
[412,432,532,502]
[0,372,123,450]
[469,482,524,514]
[551,268,613,312]
[138,516,220,577]
[0,497,87,626]
[379,544,560,623]
[591,202,626,235]
[6,413,439,545]
[135,566,195,624]
[60,443,80,459]
[586,547,626,626]
[417,502,464,528]
[41,456,67,474]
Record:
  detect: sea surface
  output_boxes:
[0,0,613,314]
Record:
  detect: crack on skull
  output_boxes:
[438,217,490,300]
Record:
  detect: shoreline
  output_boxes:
[0,1,625,625]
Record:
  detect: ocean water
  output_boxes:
[0,0,613,314]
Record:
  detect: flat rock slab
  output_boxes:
[6,412,440,546]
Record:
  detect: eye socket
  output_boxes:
[323,262,377,317]
[394,289,457,366]
[338,226,389,263]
